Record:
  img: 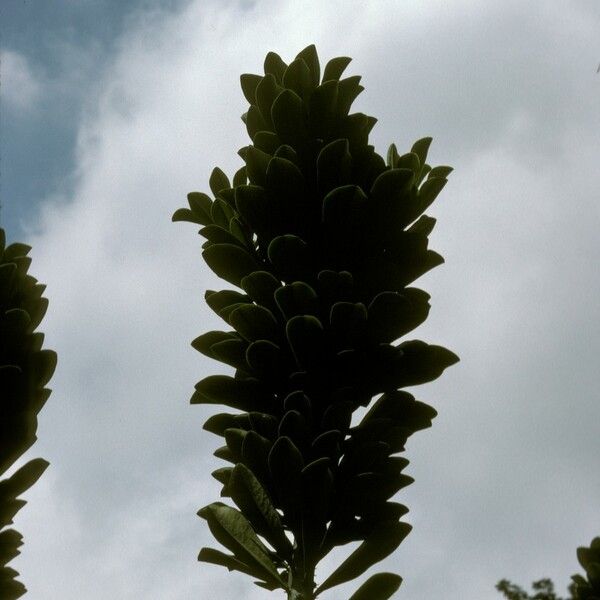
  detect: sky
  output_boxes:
[1,0,599,598]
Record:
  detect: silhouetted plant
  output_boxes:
[174,44,457,599]
[0,228,56,598]
[496,578,574,600]
[497,537,600,600]
[571,537,600,599]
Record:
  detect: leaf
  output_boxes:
[278,410,309,449]
[256,73,283,130]
[282,57,312,99]
[235,184,271,237]
[296,44,320,88]
[370,168,414,205]
[241,430,273,489]
[311,430,342,462]
[329,302,367,347]
[197,503,285,587]
[203,412,250,437]
[229,304,279,343]
[246,340,283,379]
[323,56,352,82]
[209,167,231,196]
[210,339,249,371]
[199,225,242,246]
[268,436,304,513]
[232,166,247,187]
[229,463,292,558]
[240,271,281,313]
[191,331,237,359]
[316,521,412,594]
[187,191,213,224]
[191,375,268,412]
[283,391,312,418]
[428,165,453,179]
[337,75,363,116]
[388,340,460,388]
[348,573,403,600]
[409,176,447,223]
[322,185,367,243]
[253,131,280,155]
[263,52,287,83]
[285,315,325,371]
[301,457,333,521]
[202,243,261,287]
[410,137,432,166]
[316,138,351,195]
[0,459,49,502]
[240,74,262,104]
[386,144,399,168]
[31,349,57,387]
[367,289,431,343]
[243,146,272,187]
[396,152,420,174]
[199,546,264,580]
[271,89,307,149]
[358,391,437,435]
[274,281,318,320]
[308,79,338,138]
[265,158,307,232]
[205,289,250,316]
[246,105,268,139]
[267,236,312,282]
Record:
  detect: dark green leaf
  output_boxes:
[323,56,352,82]
[274,281,318,320]
[410,137,432,166]
[240,271,281,313]
[240,74,262,104]
[209,167,231,196]
[296,44,320,88]
[243,146,272,187]
[308,80,338,138]
[282,58,312,99]
[229,463,292,558]
[285,315,325,370]
[263,52,287,83]
[229,304,279,342]
[197,503,285,587]
[202,243,261,287]
[316,138,351,195]
[337,75,363,116]
[191,375,267,412]
[271,89,307,148]
[316,521,412,593]
[348,572,402,600]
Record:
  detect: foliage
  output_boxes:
[497,537,600,600]
[496,578,575,600]
[0,228,56,598]
[572,537,600,599]
[174,44,457,598]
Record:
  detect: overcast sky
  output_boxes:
[1,1,599,599]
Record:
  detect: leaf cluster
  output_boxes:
[497,537,600,600]
[0,228,56,598]
[174,45,458,598]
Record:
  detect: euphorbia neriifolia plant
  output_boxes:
[174,44,458,599]
[0,228,56,598]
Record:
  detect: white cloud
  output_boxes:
[1,49,41,112]
[11,0,600,598]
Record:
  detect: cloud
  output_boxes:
[12,0,600,598]
[1,49,41,112]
